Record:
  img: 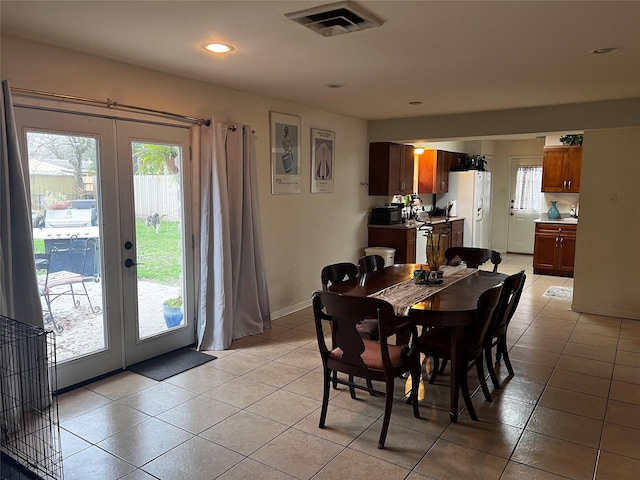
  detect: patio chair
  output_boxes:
[36,236,100,333]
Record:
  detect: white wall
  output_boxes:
[1,35,374,317]
[572,128,640,319]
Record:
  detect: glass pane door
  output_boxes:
[16,107,123,389]
[116,121,194,365]
[16,108,195,388]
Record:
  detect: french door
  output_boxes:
[15,107,195,389]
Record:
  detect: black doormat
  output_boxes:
[128,348,216,381]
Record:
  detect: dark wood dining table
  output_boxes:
[328,263,506,422]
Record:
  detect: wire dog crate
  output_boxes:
[1,315,63,480]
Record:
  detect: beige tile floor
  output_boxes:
[56,254,640,480]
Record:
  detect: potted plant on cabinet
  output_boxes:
[162,297,183,328]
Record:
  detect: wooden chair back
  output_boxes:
[445,247,502,272]
[488,270,526,338]
[357,254,385,276]
[321,262,358,290]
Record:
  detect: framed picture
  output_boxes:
[270,112,301,194]
[311,128,335,193]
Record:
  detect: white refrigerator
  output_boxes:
[438,171,491,248]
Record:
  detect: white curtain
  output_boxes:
[0,80,44,323]
[514,166,543,211]
[1,80,47,441]
[197,121,271,350]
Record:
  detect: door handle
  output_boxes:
[124,258,144,268]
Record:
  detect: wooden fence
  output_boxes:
[30,174,182,221]
[133,175,182,221]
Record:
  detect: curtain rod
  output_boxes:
[11,87,211,127]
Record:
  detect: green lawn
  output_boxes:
[135,219,182,285]
[33,219,182,285]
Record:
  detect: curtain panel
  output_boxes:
[197,122,271,350]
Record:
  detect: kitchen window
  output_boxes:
[514,166,543,211]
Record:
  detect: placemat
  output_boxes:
[369,265,478,316]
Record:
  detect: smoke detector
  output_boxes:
[286,1,384,37]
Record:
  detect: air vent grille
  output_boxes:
[286,1,384,37]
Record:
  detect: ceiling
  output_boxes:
[1,0,639,123]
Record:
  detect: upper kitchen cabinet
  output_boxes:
[541,146,582,193]
[417,149,461,194]
[368,142,415,195]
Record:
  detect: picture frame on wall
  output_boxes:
[270,112,301,194]
[311,128,335,193]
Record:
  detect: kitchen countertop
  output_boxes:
[534,216,578,224]
[369,217,464,229]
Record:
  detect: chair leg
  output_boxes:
[319,368,331,428]
[366,378,378,395]
[378,379,395,449]
[429,356,439,384]
[348,374,357,399]
[499,335,514,376]
[411,364,421,418]
[332,370,338,390]
[42,293,63,333]
[485,343,500,390]
[475,357,492,402]
[460,368,478,421]
[438,358,448,374]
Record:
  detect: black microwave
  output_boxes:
[370,206,402,225]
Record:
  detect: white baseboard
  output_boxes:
[271,299,312,320]
[571,303,640,321]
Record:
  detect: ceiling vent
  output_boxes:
[286,1,384,37]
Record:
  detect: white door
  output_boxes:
[116,121,194,365]
[507,157,543,254]
[16,108,195,389]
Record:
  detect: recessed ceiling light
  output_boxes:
[589,47,621,54]
[325,83,346,89]
[203,43,234,54]
[409,101,423,106]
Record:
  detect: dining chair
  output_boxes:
[357,254,385,276]
[415,283,503,420]
[312,290,421,449]
[36,237,100,333]
[321,262,358,290]
[321,262,378,340]
[484,270,526,389]
[444,247,503,273]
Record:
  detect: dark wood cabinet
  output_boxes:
[368,142,415,195]
[541,146,582,193]
[370,219,464,265]
[533,223,577,277]
[368,225,416,263]
[450,219,464,248]
[417,149,452,194]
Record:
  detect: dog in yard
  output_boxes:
[145,213,162,233]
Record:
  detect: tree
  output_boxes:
[27,133,96,193]
[132,143,179,175]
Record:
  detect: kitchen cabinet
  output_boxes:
[370,219,464,265]
[450,219,464,248]
[417,149,460,194]
[368,142,415,195]
[368,225,416,263]
[533,222,577,277]
[541,146,582,193]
